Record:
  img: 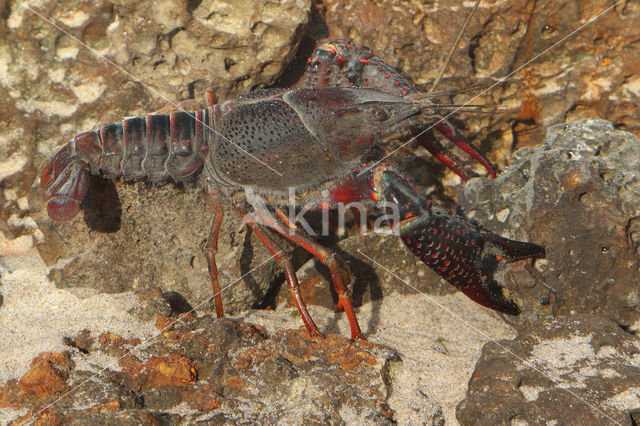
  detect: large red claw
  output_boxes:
[399,208,545,315]
[374,167,544,315]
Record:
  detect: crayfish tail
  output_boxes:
[41,147,91,221]
[41,107,211,221]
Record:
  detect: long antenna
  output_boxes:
[429,0,481,93]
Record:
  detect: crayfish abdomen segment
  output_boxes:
[42,110,209,221]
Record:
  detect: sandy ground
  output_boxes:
[0,234,516,424]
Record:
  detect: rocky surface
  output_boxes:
[1,318,398,424]
[457,315,640,425]
[459,119,640,330]
[318,0,640,173]
[0,249,517,424]
[2,0,640,424]
[29,180,291,314]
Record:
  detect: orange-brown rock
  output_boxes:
[18,352,71,400]
[2,317,399,423]
[143,354,198,387]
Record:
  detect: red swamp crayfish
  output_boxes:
[41,40,545,340]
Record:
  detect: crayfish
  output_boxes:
[41,39,544,340]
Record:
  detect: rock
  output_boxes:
[107,0,311,99]
[248,292,517,424]
[317,0,640,171]
[457,315,640,425]
[30,179,288,314]
[459,119,640,329]
[0,316,399,424]
[0,245,517,424]
[16,352,72,402]
[4,0,310,313]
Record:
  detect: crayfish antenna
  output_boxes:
[429,0,482,93]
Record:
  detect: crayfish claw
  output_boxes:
[482,232,546,262]
[373,166,544,315]
[398,209,530,315]
[434,119,497,179]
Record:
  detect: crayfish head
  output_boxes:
[346,87,425,137]
[286,87,420,141]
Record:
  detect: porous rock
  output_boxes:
[459,118,640,329]
[0,316,398,424]
[30,180,288,315]
[457,315,640,425]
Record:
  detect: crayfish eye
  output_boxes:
[372,107,389,122]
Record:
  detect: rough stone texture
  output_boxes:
[457,315,640,425]
[0,316,398,424]
[29,179,288,314]
[1,249,517,424]
[459,119,640,329]
[315,0,640,175]
[0,0,310,313]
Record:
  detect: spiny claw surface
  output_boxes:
[373,166,545,315]
[399,209,544,315]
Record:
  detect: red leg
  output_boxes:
[415,131,470,182]
[233,201,324,338]
[350,206,367,234]
[434,119,497,178]
[205,187,225,318]
[256,208,365,341]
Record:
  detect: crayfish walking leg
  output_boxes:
[205,188,225,318]
[248,203,364,341]
[231,196,324,338]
